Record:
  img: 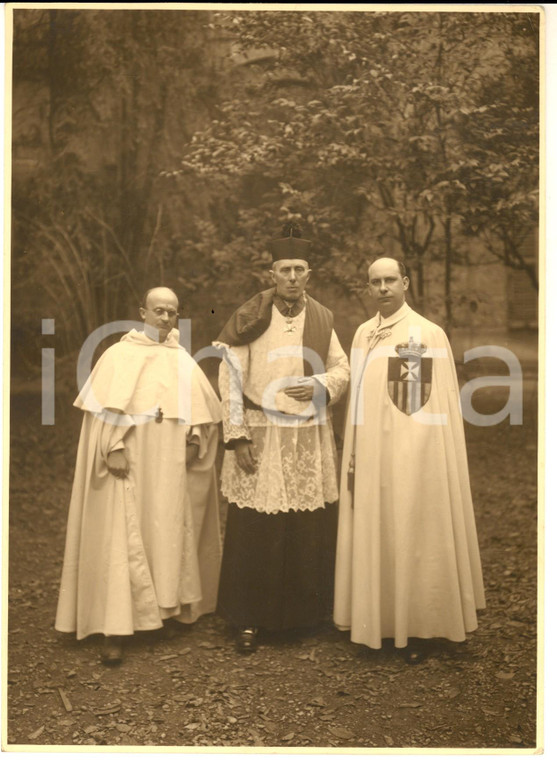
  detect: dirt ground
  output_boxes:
[5,383,539,751]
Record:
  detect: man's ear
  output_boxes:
[402,276,409,292]
[139,307,146,321]
[269,268,277,285]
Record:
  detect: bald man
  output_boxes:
[55,288,222,664]
[334,259,485,663]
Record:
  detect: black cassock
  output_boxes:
[217,501,338,630]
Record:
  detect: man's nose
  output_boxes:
[379,281,388,292]
[160,312,170,322]
[288,269,297,281]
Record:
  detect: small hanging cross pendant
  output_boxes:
[284,317,296,333]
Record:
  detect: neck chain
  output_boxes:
[282,294,305,333]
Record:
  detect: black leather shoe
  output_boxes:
[101,636,123,665]
[236,627,258,653]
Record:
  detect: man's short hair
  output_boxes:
[141,287,179,309]
[369,257,407,278]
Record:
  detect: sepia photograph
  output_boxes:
[3,2,543,753]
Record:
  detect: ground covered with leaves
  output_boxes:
[7,385,538,750]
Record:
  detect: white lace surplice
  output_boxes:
[219,305,349,514]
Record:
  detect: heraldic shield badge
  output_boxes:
[387,338,432,415]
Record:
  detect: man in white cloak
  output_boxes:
[55,287,222,664]
[334,258,485,663]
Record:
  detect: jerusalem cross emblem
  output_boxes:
[387,338,432,415]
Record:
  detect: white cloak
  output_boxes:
[334,303,485,649]
[55,329,222,639]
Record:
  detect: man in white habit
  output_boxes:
[55,287,222,664]
[215,224,350,653]
[334,258,485,663]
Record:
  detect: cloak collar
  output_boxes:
[273,293,306,318]
[370,302,410,331]
[363,302,411,346]
[217,288,309,347]
[121,327,182,349]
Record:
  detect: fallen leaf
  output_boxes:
[158,654,178,661]
[308,696,326,707]
[58,688,73,712]
[281,732,295,741]
[400,702,423,708]
[27,726,45,740]
[93,704,121,716]
[482,707,502,716]
[496,671,515,680]
[384,735,395,747]
[329,726,354,740]
[115,724,131,733]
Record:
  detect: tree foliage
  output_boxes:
[180,10,539,330]
[11,8,539,377]
[12,8,221,365]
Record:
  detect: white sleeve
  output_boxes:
[312,329,350,405]
[217,344,252,444]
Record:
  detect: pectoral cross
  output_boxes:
[284,316,296,333]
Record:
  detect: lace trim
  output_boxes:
[220,423,339,515]
[222,495,328,515]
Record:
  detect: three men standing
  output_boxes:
[56,253,484,665]
[334,258,485,661]
[215,225,350,652]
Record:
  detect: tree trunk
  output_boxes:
[523,262,539,293]
[415,257,424,314]
[47,10,59,153]
[444,215,453,339]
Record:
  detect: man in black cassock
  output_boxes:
[214,225,350,652]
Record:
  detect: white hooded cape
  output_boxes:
[334,304,485,649]
[55,329,222,639]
